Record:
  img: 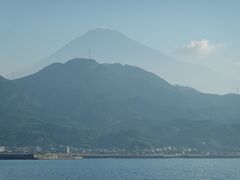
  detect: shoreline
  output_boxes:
[2,153,240,160]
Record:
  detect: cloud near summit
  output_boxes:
[176,39,224,57]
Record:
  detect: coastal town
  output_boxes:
[1,145,240,160]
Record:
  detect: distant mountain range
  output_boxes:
[13,28,239,94]
[1,58,240,151]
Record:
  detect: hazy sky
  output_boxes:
[0,0,239,77]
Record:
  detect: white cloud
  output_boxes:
[177,39,224,58]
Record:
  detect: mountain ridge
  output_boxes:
[1,58,240,150]
[10,28,240,94]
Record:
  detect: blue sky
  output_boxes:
[0,0,239,76]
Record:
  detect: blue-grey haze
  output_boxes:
[0,0,240,93]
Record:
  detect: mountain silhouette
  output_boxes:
[1,58,240,150]
[13,28,240,94]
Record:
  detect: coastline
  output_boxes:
[2,153,240,160]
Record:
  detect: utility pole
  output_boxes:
[88,48,92,59]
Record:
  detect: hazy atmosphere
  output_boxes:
[1,0,240,94]
[1,1,240,179]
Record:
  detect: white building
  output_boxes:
[67,146,70,154]
[0,146,6,152]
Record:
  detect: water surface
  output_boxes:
[0,159,239,180]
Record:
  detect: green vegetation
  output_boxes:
[0,59,240,151]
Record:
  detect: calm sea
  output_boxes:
[0,159,239,180]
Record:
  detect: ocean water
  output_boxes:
[0,159,239,180]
